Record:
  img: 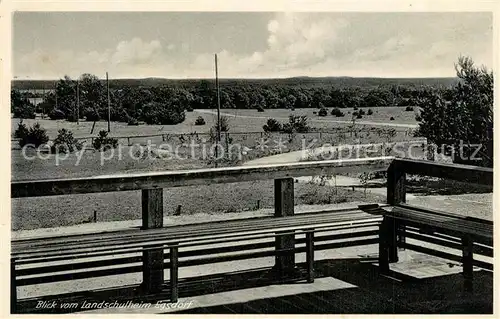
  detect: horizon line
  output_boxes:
[12,75,459,81]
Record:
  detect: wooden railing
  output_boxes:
[387,158,493,206]
[11,156,394,298]
[11,157,494,311]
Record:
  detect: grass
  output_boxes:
[11,180,385,230]
[11,106,417,140]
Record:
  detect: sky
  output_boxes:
[12,12,493,79]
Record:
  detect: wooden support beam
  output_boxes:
[141,188,164,293]
[306,231,315,283]
[379,217,398,273]
[142,188,163,229]
[387,161,406,251]
[462,236,474,292]
[170,245,179,302]
[274,178,295,276]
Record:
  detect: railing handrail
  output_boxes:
[11,157,395,198]
[392,158,493,186]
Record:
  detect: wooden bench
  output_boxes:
[11,157,393,313]
[359,203,493,291]
[360,158,494,292]
[12,207,383,313]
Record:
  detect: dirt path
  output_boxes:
[194,109,418,129]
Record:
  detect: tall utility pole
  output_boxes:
[107,72,111,132]
[214,54,221,160]
[55,82,58,110]
[76,80,80,124]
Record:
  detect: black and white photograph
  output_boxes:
[4,1,496,315]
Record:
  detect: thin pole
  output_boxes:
[107,72,111,132]
[76,80,80,124]
[55,82,58,110]
[215,54,221,162]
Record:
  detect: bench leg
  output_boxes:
[11,258,17,314]
[170,246,179,303]
[379,217,398,273]
[142,246,165,293]
[462,237,473,293]
[306,231,315,283]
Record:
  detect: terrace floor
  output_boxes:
[18,246,492,315]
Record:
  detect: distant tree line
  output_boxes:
[11,74,455,124]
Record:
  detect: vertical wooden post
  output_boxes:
[306,231,315,283]
[170,245,179,302]
[11,258,17,314]
[462,236,473,292]
[128,137,131,146]
[387,161,406,258]
[141,188,164,293]
[274,178,295,276]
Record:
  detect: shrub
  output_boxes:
[282,115,309,133]
[318,108,328,117]
[390,117,395,121]
[256,106,265,112]
[367,109,374,115]
[353,106,359,111]
[263,118,282,132]
[92,130,118,151]
[19,123,49,148]
[48,108,66,120]
[358,108,366,116]
[213,115,230,132]
[12,104,36,119]
[405,106,414,111]
[195,116,206,126]
[142,102,186,125]
[356,113,363,119]
[14,120,29,139]
[331,108,344,117]
[51,128,83,153]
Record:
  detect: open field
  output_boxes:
[11,106,418,140]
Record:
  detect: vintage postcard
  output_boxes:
[1,0,497,316]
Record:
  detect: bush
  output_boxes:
[92,130,118,151]
[367,108,374,115]
[263,118,282,132]
[12,104,36,119]
[318,108,328,117]
[356,113,363,119]
[195,116,206,126]
[51,129,83,153]
[48,108,66,120]
[14,120,29,139]
[358,108,366,116]
[390,117,395,121]
[282,115,309,133]
[353,106,359,111]
[213,115,230,133]
[405,106,414,111]
[142,102,186,125]
[19,123,49,148]
[331,108,344,117]
[256,106,265,112]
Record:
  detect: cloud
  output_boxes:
[111,38,163,65]
[13,13,493,79]
[15,37,171,79]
